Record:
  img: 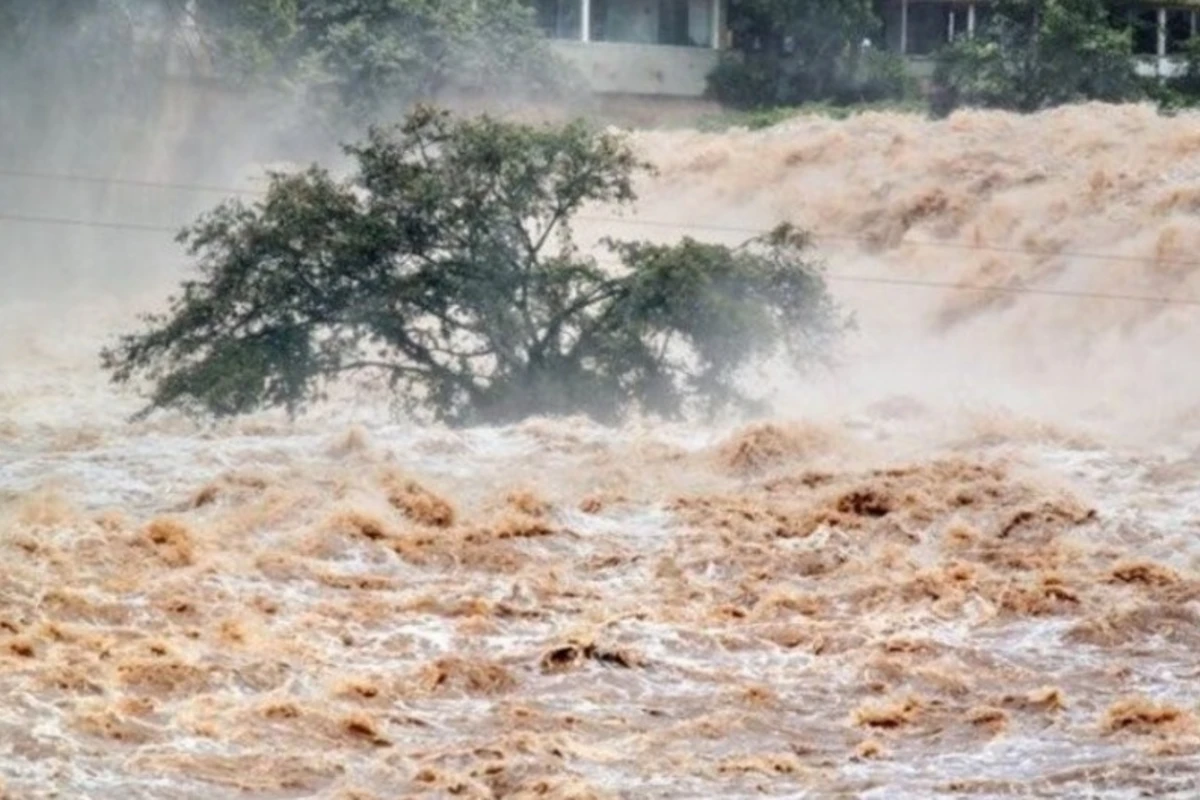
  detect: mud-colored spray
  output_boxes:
[4,102,1200,797]
[622,104,1200,444]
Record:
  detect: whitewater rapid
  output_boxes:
[4,103,1200,798]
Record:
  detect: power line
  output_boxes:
[0,167,263,197]
[0,211,179,234]
[4,211,1200,307]
[588,217,1200,270]
[3,177,1200,309]
[6,166,1200,269]
[588,253,1200,306]
[9,205,1200,285]
[579,214,766,237]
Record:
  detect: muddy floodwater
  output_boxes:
[4,104,1200,797]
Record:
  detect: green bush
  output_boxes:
[706,0,908,109]
[844,49,920,104]
[708,48,916,111]
[1154,37,1200,110]
[706,53,780,110]
[931,0,1143,115]
[292,0,564,127]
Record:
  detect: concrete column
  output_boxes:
[900,0,908,55]
[968,4,976,38]
[711,0,721,49]
[948,7,955,41]
[581,0,590,42]
[1157,6,1167,58]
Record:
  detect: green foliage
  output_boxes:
[709,0,911,109]
[191,0,300,81]
[101,108,844,426]
[0,1,174,161]
[695,98,925,133]
[706,53,778,110]
[292,0,561,126]
[0,0,292,71]
[931,0,1142,115]
[0,0,563,131]
[1152,37,1200,110]
[857,49,921,104]
[697,105,806,132]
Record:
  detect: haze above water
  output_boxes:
[4,101,1200,798]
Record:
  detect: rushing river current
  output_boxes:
[4,103,1200,798]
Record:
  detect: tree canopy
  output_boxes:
[708,0,913,109]
[0,0,561,127]
[292,0,559,127]
[931,0,1142,115]
[101,108,845,425]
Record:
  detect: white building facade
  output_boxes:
[530,1,1200,98]
[533,0,728,96]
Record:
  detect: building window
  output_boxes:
[1106,5,1195,57]
[534,0,583,40]
[973,6,994,34]
[906,2,950,56]
[946,4,971,41]
[1129,8,1159,55]
[1166,8,1193,55]
[591,0,714,47]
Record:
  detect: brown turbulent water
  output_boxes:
[4,104,1200,798]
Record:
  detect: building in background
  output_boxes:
[529,1,1200,99]
[532,0,728,97]
[875,1,1200,78]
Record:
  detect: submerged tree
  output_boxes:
[102,108,844,425]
